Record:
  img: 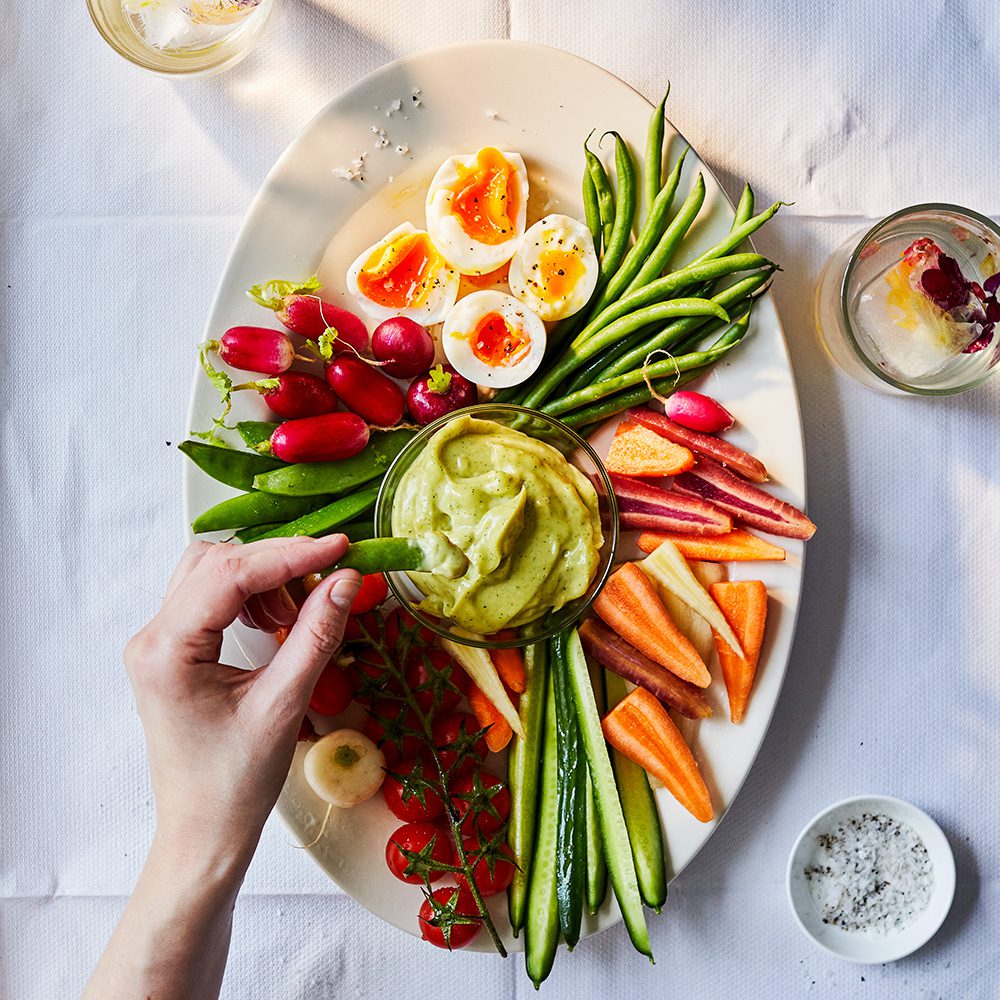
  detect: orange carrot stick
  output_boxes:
[602,687,714,822]
[604,420,695,477]
[487,632,527,694]
[637,528,786,562]
[593,562,711,687]
[708,580,768,723]
[467,680,514,752]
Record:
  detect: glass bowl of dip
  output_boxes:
[374,404,619,649]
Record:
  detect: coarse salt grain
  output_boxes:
[332,153,366,181]
[804,812,933,935]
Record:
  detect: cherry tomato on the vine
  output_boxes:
[385,822,452,885]
[418,887,482,949]
[450,769,510,836]
[382,757,444,823]
[364,701,423,768]
[349,573,389,615]
[308,659,354,716]
[431,712,488,774]
[405,647,467,715]
[454,835,515,896]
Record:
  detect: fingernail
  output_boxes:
[329,577,359,612]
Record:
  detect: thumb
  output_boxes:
[258,569,361,706]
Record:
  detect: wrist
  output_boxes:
[147,824,259,899]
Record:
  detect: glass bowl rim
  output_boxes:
[838,202,1000,396]
[373,402,619,649]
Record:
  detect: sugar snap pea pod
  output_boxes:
[318,533,468,577]
[234,523,282,542]
[252,429,414,496]
[248,485,379,540]
[571,252,768,348]
[643,89,669,221]
[236,420,279,450]
[553,630,586,949]
[236,517,374,545]
[508,642,549,936]
[601,268,773,380]
[623,172,706,295]
[524,662,560,988]
[544,313,750,418]
[178,440,283,492]
[582,164,603,258]
[192,489,333,534]
[604,669,667,912]
[520,297,728,410]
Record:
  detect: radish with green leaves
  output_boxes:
[269,412,369,463]
[206,326,303,375]
[407,365,477,425]
[236,371,338,419]
[372,317,435,378]
[247,274,369,354]
[326,355,405,426]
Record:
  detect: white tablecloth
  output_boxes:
[3,2,998,997]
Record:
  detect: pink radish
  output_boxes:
[247,275,369,354]
[239,372,338,419]
[270,412,369,463]
[326,356,405,426]
[407,365,477,425]
[371,317,435,378]
[207,326,298,375]
[665,391,734,433]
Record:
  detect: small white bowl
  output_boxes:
[786,795,955,963]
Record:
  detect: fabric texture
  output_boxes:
[1,1,997,997]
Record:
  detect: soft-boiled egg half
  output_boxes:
[508,214,600,322]
[426,147,528,275]
[346,222,460,324]
[442,290,546,389]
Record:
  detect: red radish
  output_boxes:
[372,317,436,378]
[628,407,768,483]
[326,356,405,426]
[240,372,337,419]
[407,365,477,425]
[269,412,369,463]
[665,391,735,433]
[609,473,732,535]
[207,326,298,375]
[673,457,816,539]
[247,275,369,354]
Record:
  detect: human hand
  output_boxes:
[124,535,360,874]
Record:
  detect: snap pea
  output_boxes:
[235,420,279,450]
[524,664,560,988]
[235,517,373,545]
[508,642,549,937]
[564,629,651,960]
[599,268,773,381]
[604,670,668,912]
[553,630,586,949]
[321,535,462,576]
[248,485,379,540]
[520,297,728,410]
[643,89,669,222]
[234,522,282,542]
[192,489,333,534]
[582,164,603,258]
[178,440,283,492]
[543,313,750,417]
[252,429,414,496]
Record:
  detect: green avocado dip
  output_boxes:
[391,415,603,633]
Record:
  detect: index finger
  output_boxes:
[165,535,350,635]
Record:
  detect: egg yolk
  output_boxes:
[536,247,585,302]
[469,311,530,367]
[357,232,444,309]
[451,148,520,246]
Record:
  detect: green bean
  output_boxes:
[571,252,768,348]
[192,490,333,534]
[248,485,379,540]
[622,173,706,295]
[688,200,783,267]
[543,316,749,417]
[520,297,729,410]
[585,140,616,252]
[582,163,603,257]
[178,440,283,492]
[587,148,688,321]
[732,183,755,230]
[643,89,669,222]
[600,268,773,380]
[600,132,638,281]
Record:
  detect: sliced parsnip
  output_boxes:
[640,540,743,657]
[442,636,525,739]
[690,560,727,590]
